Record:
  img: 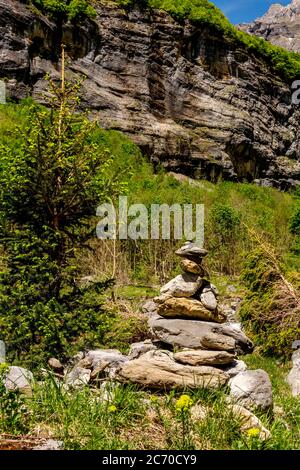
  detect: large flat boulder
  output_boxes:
[174,349,235,366]
[150,317,253,354]
[117,350,229,390]
[155,295,225,323]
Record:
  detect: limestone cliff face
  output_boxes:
[240,0,300,53]
[1,0,300,188]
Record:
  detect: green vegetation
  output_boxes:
[31,0,97,21]
[0,354,299,449]
[1,97,299,363]
[239,238,300,358]
[0,78,123,364]
[116,0,300,80]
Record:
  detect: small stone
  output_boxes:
[287,349,300,396]
[90,361,110,379]
[65,367,91,388]
[190,404,207,422]
[4,366,34,395]
[141,300,158,317]
[174,349,236,366]
[155,295,226,322]
[77,356,93,369]
[180,259,204,275]
[160,273,203,297]
[229,404,271,441]
[223,359,247,378]
[200,287,218,311]
[32,439,64,450]
[48,358,64,373]
[128,340,158,360]
[229,369,273,412]
[227,285,237,293]
[175,242,208,260]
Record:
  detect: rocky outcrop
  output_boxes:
[239,0,300,53]
[1,1,300,188]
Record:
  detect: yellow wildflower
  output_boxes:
[150,395,159,403]
[247,427,260,438]
[175,394,193,412]
[108,405,117,413]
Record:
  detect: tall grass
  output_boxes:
[1,360,299,449]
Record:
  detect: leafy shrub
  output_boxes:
[289,207,300,235]
[239,239,300,358]
[0,77,122,363]
[32,0,97,21]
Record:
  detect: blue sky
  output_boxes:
[213,0,291,24]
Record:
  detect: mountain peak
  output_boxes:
[239,0,300,52]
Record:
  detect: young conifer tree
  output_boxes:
[0,48,120,362]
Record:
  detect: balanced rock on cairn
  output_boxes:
[118,242,254,391]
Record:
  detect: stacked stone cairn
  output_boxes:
[118,242,254,391]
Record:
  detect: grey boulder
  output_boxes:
[85,349,128,379]
[223,359,248,378]
[150,317,253,354]
[65,367,91,388]
[229,369,273,412]
[287,349,300,396]
[4,366,34,394]
[86,349,128,368]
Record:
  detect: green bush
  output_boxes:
[290,207,300,235]
[32,0,97,21]
[0,78,122,363]
[239,244,300,357]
